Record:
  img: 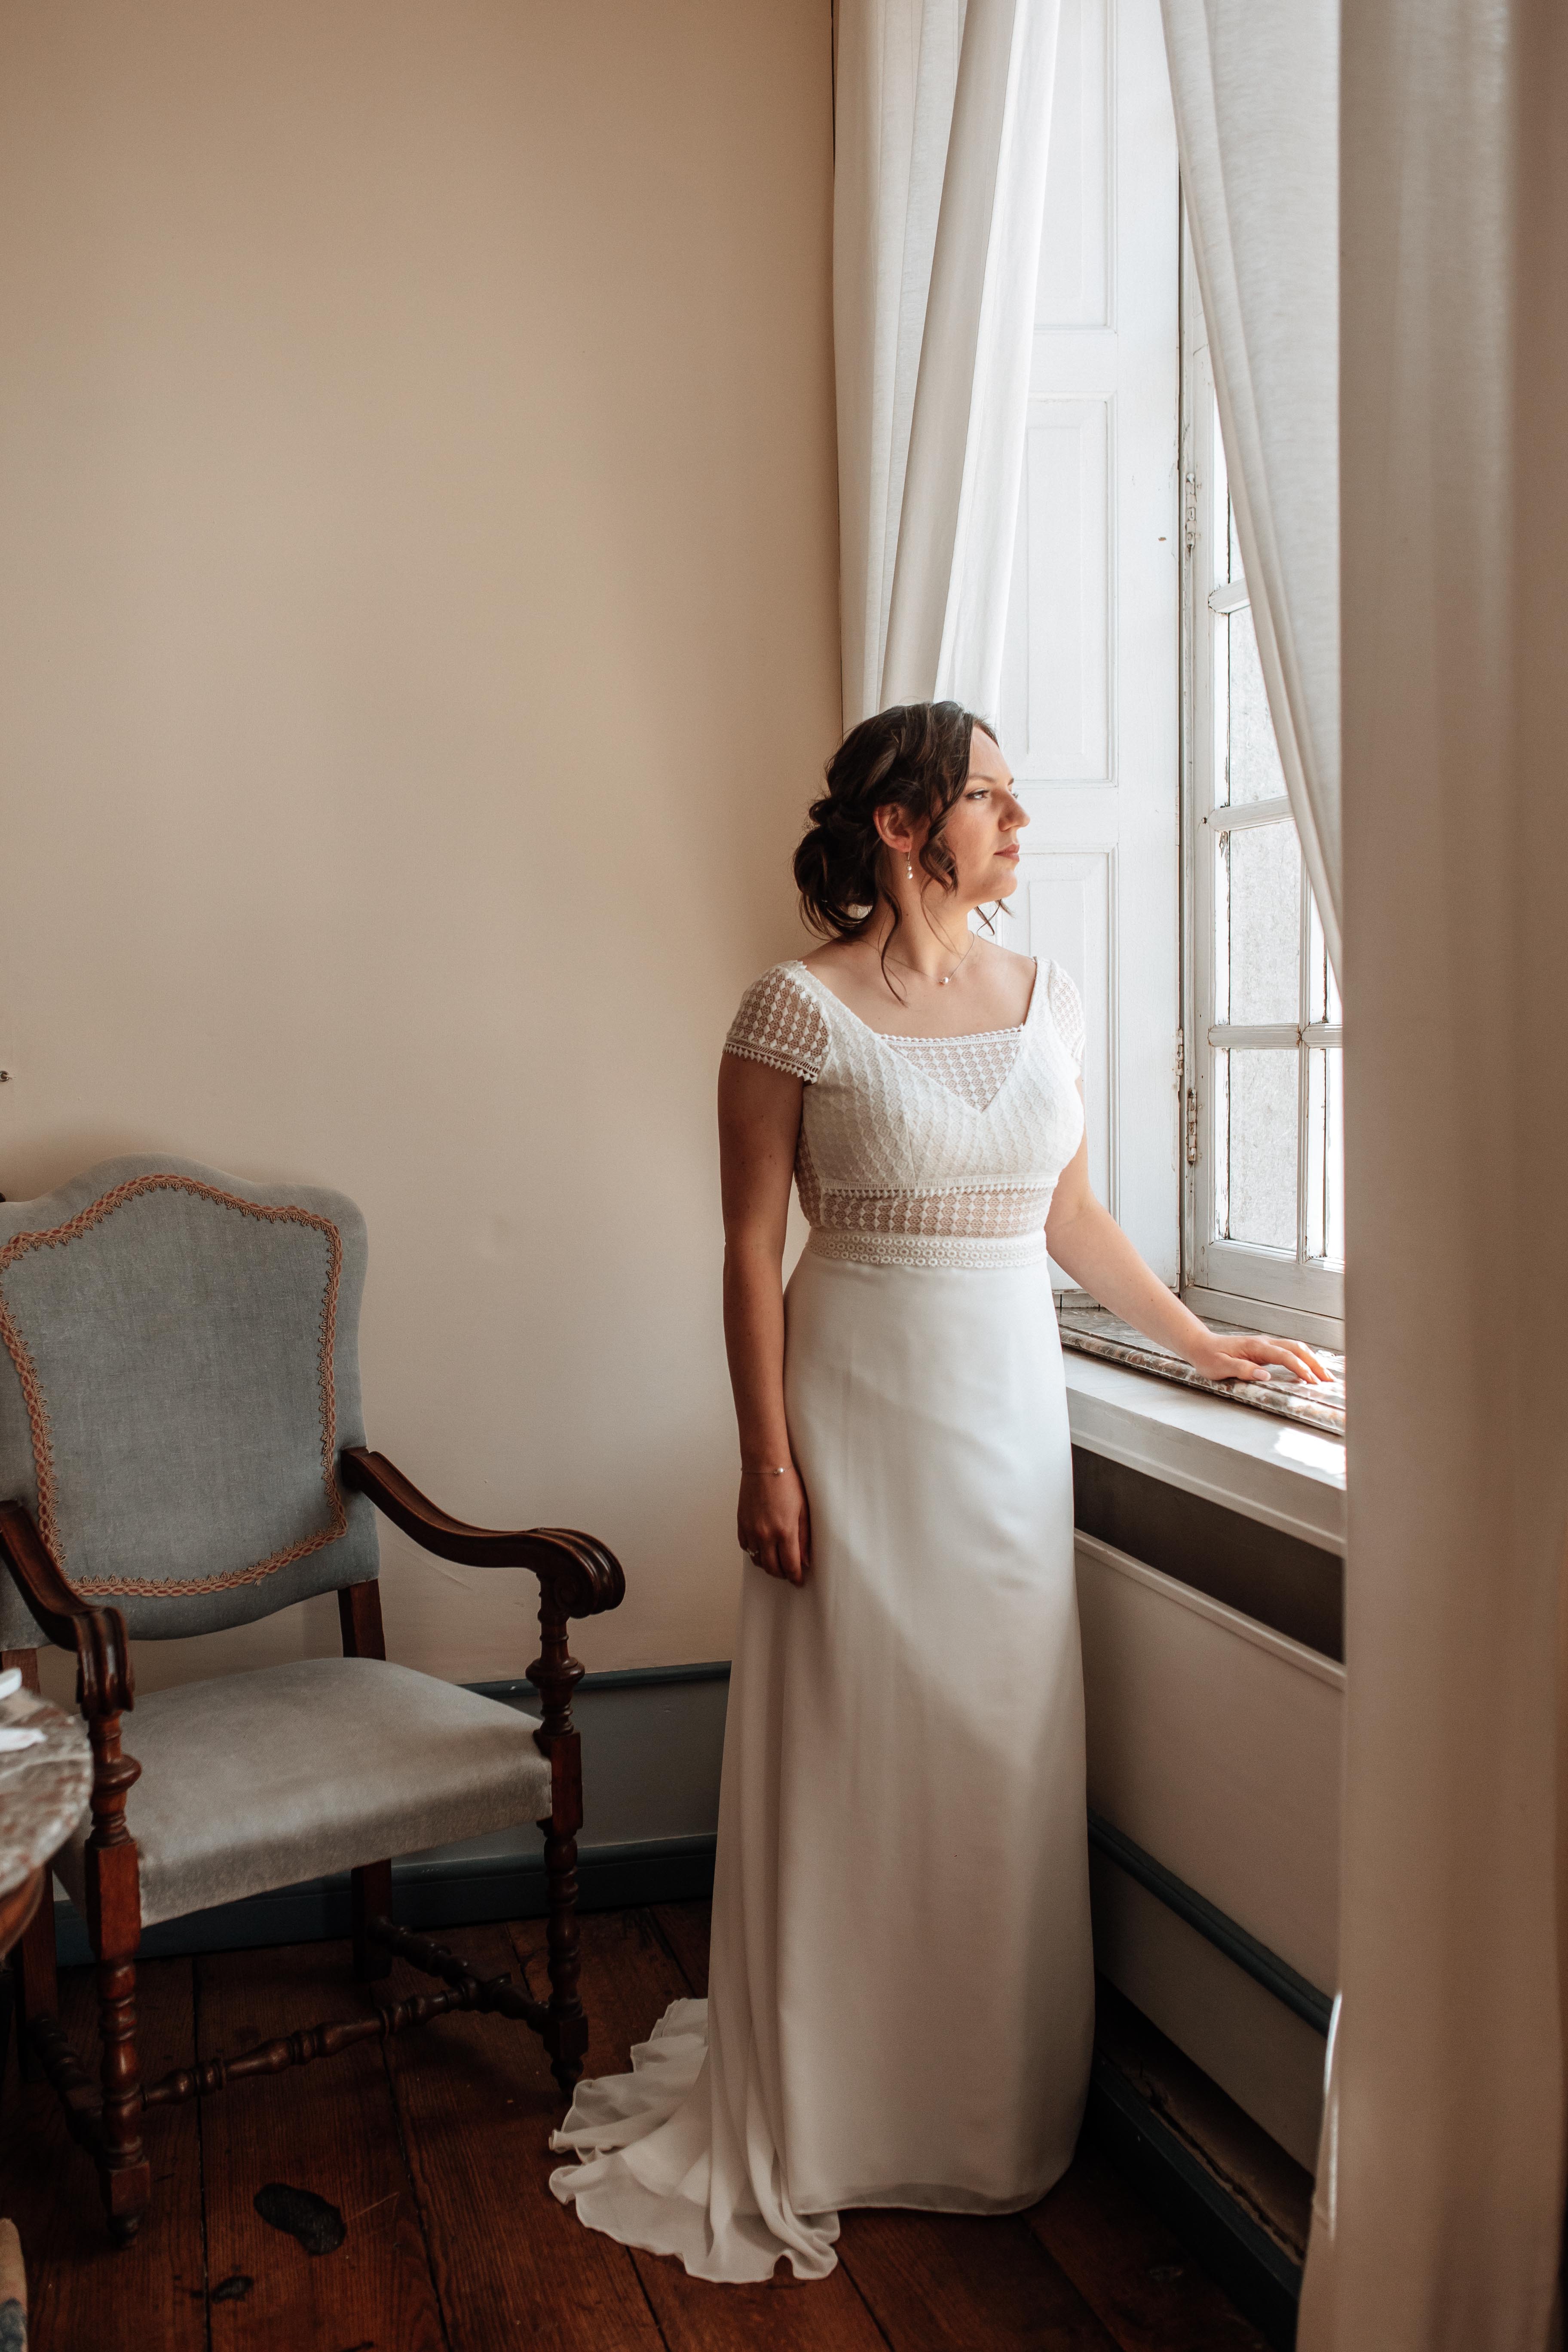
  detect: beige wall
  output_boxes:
[0,0,839,1697]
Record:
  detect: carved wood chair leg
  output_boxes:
[541,1812,588,2099]
[539,1718,587,2101]
[351,1860,393,1981]
[530,1610,588,2102]
[95,1950,150,2245]
[84,1704,150,2244]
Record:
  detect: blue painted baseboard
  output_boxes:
[1088,1810,1332,2033]
[1084,2055,1302,2350]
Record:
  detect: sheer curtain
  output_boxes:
[1159,0,1341,976]
[834,0,1060,727]
[1297,0,1568,2342]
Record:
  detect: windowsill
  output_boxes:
[1057,1294,1345,1436]
[1063,1348,1345,1556]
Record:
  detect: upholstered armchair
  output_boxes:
[0,1155,624,2245]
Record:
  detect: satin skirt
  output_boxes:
[549,1250,1093,2282]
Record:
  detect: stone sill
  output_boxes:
[1056,1295,1345,1437]
[1063,1347,1346,1557]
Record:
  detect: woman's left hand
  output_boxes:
[1189,1332,1333,1387]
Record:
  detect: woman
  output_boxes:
[550,702,1328,2280]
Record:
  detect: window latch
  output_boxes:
[1185,1088,1200,1167]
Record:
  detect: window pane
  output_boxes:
[1225,603,1287,804]
[1219,820,1301,1026]
[1211,598,1231,807]
[1326,1044,1344,1260]
[1216,1049,1298,1250]
[1307,1044,1345,1264]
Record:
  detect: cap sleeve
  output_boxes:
[724,965,829,1084]
[1044,962,1086,1075]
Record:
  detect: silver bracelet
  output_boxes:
[740,1464,789,1477]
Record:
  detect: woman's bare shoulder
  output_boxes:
[800,937,861,977]
[977,937,1036,980]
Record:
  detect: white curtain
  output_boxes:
[1298,0,1568,2344]
[834,0,1060,727]
[1159,0,1341,978]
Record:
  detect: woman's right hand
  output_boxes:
[737,1467,812,1586]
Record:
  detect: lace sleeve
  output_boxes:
[1045,962,1086,1074]
[724,965,830,1084]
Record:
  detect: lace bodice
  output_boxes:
[724,959,1086,1270]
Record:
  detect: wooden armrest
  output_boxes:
[339,1448,625,1620]
[0,1501,134,1716]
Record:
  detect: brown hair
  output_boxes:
[793,700,998,978]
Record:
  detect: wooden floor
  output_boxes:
[0,1901,1271,2351]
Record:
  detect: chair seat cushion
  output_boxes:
[52,1657,553,1928]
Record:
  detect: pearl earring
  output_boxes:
[906,857,914,882]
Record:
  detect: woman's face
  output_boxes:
[921,726,1029,903]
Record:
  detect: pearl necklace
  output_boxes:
[887,932,977,987]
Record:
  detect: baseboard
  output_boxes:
[1084,2053,1302,2351]
[52,1832,718,1969]
[1088,1810,1332,2035]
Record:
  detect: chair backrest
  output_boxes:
[0,1155,378,1647]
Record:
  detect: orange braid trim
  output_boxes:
[0,1173,347,1598]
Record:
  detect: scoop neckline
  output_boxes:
[790,956,1042,1047]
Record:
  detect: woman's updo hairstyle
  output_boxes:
[793,701,996,959]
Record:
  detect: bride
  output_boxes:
[549,701,1328,2280]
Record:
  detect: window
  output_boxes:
[1180,238,1344,1344]
[997,0,1182,1293]
[999,9,1343,1357]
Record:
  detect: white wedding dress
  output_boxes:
[549,957,1094,2280]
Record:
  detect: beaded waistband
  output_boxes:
[804,1228,1052,1273]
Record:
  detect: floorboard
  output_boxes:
[637,2255,892,2352]
[649,1901,712,1998]
[567,1907,890,2352]
[194,1939,445,2352]
[837,2207,1124,2352]
[0,1957,206,2352]
[1026,2146,1271,2352]
[384,1913,666,2352]
[0,1907,1283,2352]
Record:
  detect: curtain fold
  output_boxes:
[1160,0,1341,978]
[834,0,1060,728]
[1298,0,1568,2342]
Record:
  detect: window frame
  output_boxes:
[1179,227,1345,1349]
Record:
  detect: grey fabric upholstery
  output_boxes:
[51,1658,552,1927]
[0,1155,378,1647]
